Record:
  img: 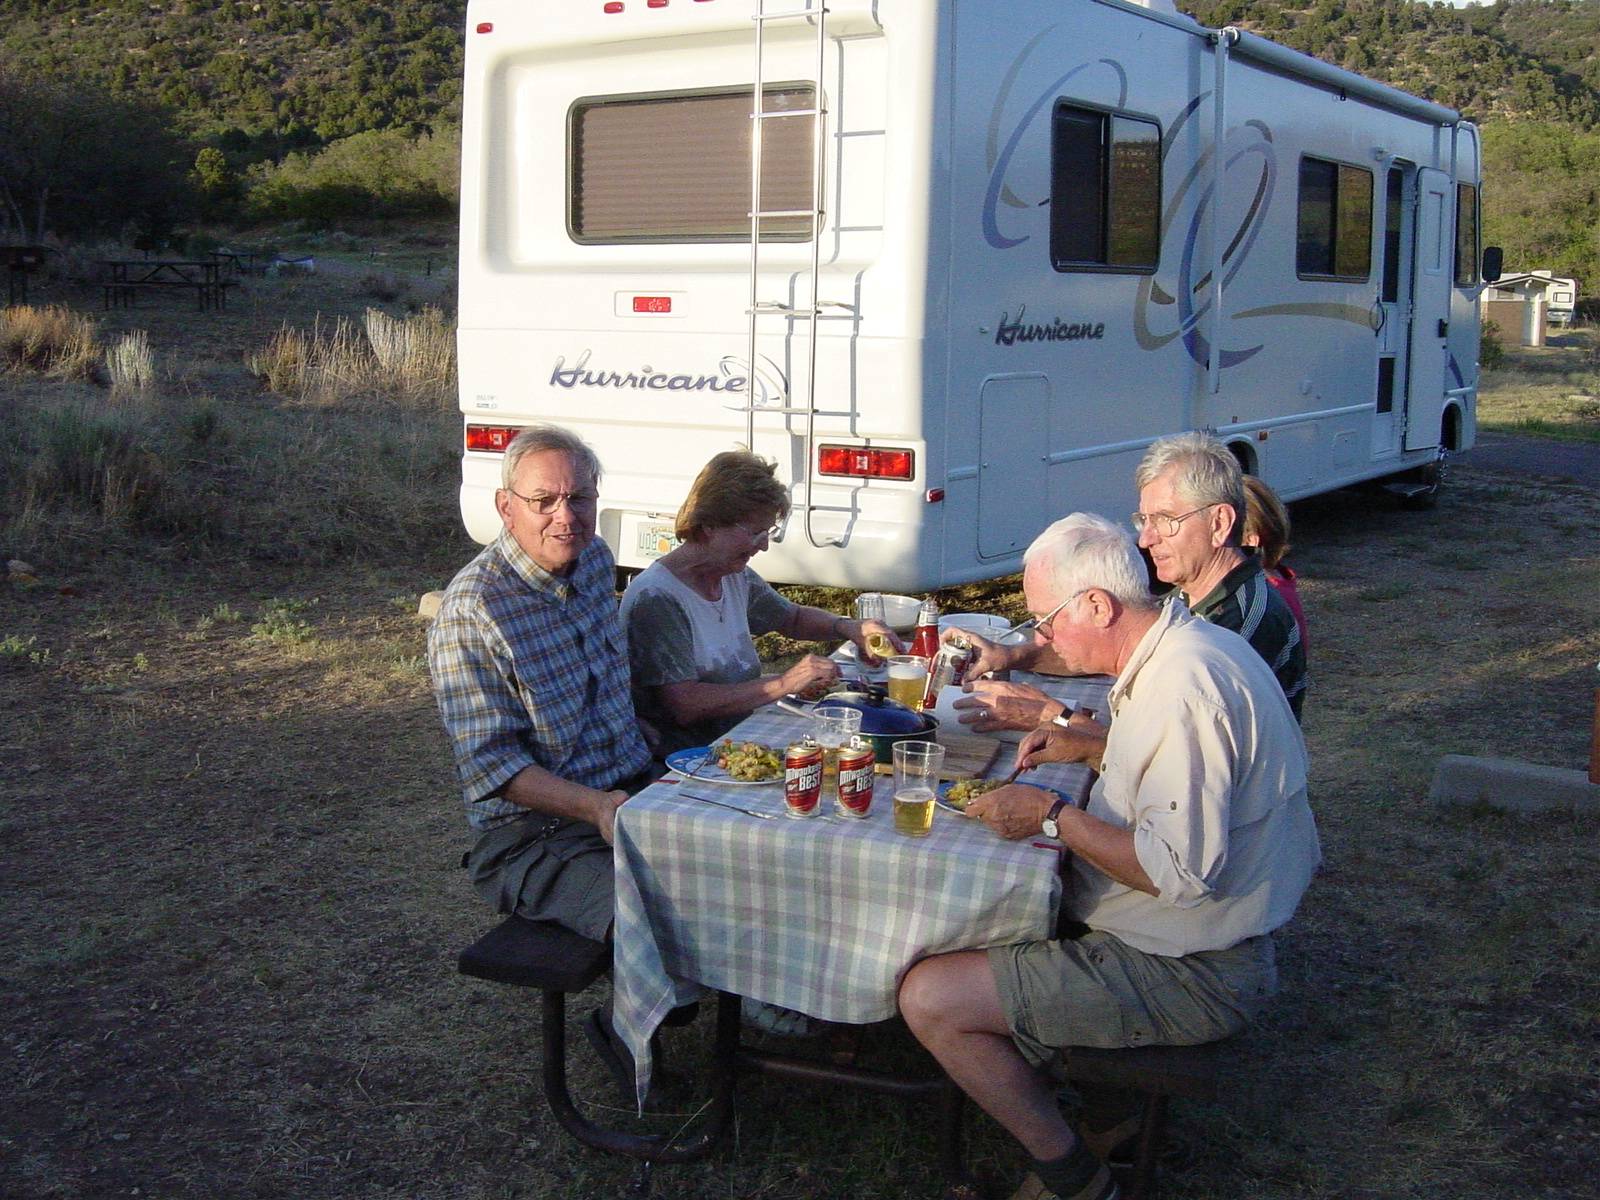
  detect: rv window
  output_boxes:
[1049,104,1159,273]
[1296,157,1372,281]
[1454,184,1479,286]
[569,85,815,243]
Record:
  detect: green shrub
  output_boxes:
[243,127,459,223]
[24,405,165,526]
[1480,322,1506,371]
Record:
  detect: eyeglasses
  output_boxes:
[1130,504,1215,538]
[1015,589,1088,640]
[504,487,599,515]
[735,521,783,544]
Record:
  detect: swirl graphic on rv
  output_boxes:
[981,36,1283,370]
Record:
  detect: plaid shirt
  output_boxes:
[428,531,651,832]
[1186,556,1307,721]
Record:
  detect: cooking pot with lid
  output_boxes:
[789,684,939,763]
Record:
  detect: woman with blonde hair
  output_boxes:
[1242,475,1308,650]
[621,450,901,754]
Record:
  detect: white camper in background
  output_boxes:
[456,0,1487,590]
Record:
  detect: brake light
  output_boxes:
[465,424,522,453]
[817,445,915,481]
[633,295,672,313]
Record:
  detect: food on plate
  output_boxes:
[943,777,1004,810]
[715,739,783,782]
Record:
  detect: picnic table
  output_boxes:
[209,248,267,277]
[99,259,229,311]
[611,669,1114,1110]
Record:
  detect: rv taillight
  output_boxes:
[817,445,915,481]
[475,21,492,32]
[465,424,522,453]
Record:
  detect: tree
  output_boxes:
[0,65,196,242]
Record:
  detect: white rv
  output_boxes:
[455,0,1487,590]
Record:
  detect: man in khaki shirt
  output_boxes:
[898,513,1319,1200]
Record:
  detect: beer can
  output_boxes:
[922,638,975,710]
[834,738,877,818]
[783,738,824,818]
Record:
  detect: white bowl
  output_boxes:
[939,612,1011,639]
[866,592,922,633]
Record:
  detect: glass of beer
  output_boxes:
[886,655,930,711]
[811,704,863,802]
[855,593,893,662]
[892,740,944,837]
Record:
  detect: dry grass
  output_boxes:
[1477,326,1600,442]
[1,244,1596,1200]
[247,306,455,407]
[0,304,102,380]
[105,329,156,395]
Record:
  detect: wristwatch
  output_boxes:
[1041,797,1069,839]
[1050,710,1075,731]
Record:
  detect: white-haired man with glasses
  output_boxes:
[428,424,654,944]
[899,513,1319,1200]
[954,431,1306,735]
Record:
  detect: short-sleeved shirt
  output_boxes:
[1068,600,1321,957]
[1186,555,1307,720]
[619,561,795,754]
[428,531,651,833]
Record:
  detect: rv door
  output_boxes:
[1403,168,1451,451]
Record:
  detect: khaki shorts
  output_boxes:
[988,929,1278,1067]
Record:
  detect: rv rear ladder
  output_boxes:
[747,0,841,549]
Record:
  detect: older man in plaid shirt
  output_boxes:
[428,424,654,944]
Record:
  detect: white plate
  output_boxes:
[665,744,784,786]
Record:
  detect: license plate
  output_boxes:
[617,512,680,567]
[636,523,677,558]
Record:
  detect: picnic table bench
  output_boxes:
[100,259,230,311]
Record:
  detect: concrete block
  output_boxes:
[417,590,444,621]
[1429,754,1600,815]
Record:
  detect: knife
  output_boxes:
[673,790,779,819]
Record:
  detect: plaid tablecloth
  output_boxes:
[611,672,1112,1109]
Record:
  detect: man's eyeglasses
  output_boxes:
[1015,589,1088,639]
[504,487,599,515]
[1130,504,1215,538]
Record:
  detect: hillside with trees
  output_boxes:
[0,0,1596,291]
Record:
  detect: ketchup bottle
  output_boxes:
[909,597,941,659]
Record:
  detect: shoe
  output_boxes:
[739,996,820,1038]
[1080,1113,1141,1164]
[1005,1172,1121,1200]
[582,1007,638,1103]
[581,1008,691,1110]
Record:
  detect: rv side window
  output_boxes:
[1454,184,1479,286]
[569,85,815,243]
[1049,104,1160,273]
[1296,157,1373,281]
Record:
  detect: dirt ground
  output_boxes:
[3,263,1598,1199]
